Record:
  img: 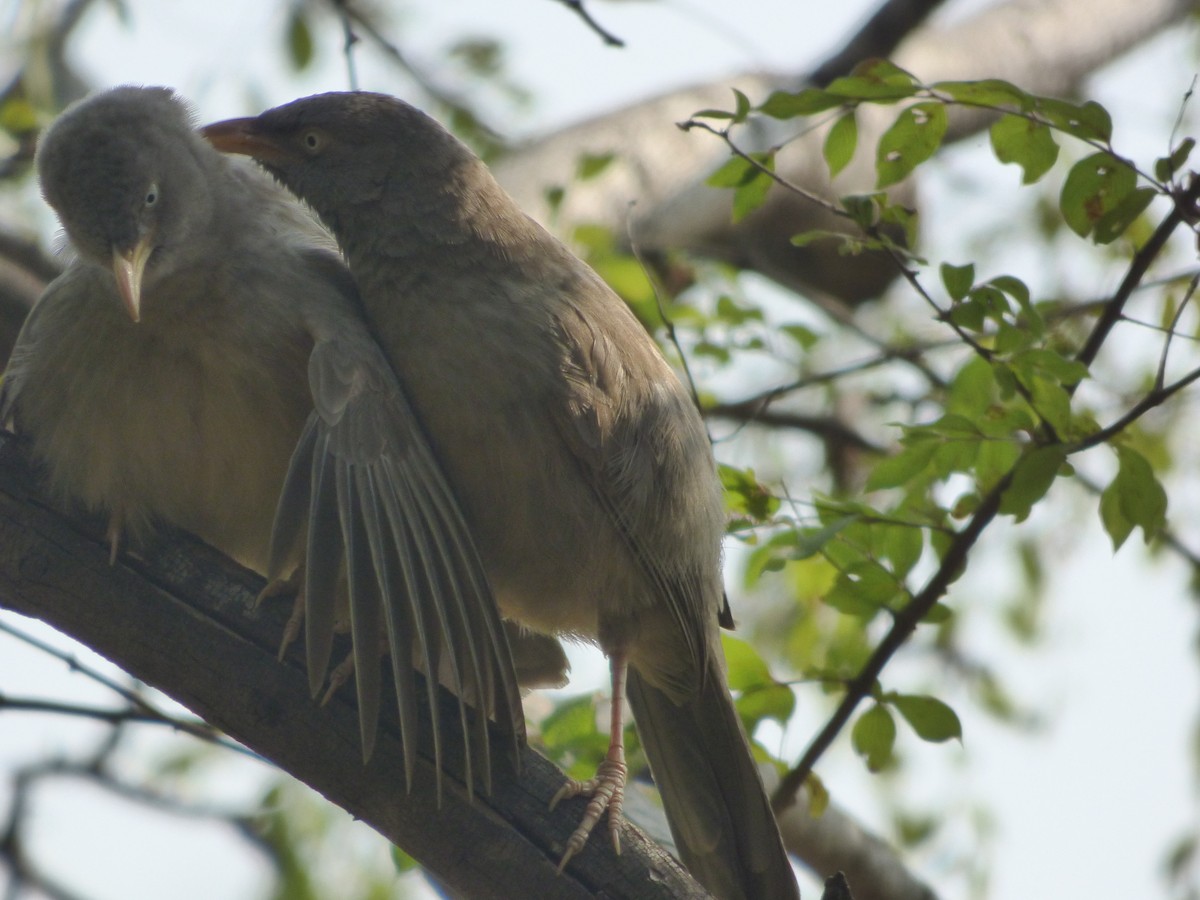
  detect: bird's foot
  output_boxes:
[550,755,628,871]
[105,515,123,565]
[320,653,356,706]
[254,571,304,661]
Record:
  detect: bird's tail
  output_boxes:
[626,667,799,900]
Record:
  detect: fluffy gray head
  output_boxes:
[37,86,220,293]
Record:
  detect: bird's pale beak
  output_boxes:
[113,237,153,322]
[200,118,292,165]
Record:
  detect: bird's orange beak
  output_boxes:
[200,118,293,165]
[112,236,153,322]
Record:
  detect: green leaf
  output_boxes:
[0,97,37,134]
[719,464,780,522]
[932,78,1032,110]
[1093,186,1157,244]
[780,323,821,350]
[707,153,776,222]
[841,193,879,229]
[707,155,757,188]
[880,523,924,581]
[828,59,919,102]
[806,772,830,817]
[866,440,938,491]
[576,151,615,180]
[826,563,900,617]
[999,445,1067,521]
[990,114,1060,183]
[1100,446,1168,549]
[1059,152,1137,240]
[540,697,611,777]
[852,704,896,771]
[285,9,315,71]
[890,694,963,743]
[1155,138,1195,182]
[1036,97,1113,142]
[732,88,752,123]
[940,262,975,302]
[736,682,796,727]
[722,634,774,692]
[876,102,948,188]
[824,112,858,177]
[758,88,844,118]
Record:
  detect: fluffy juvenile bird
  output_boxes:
[204,92,798,900]
[3,86,526,787]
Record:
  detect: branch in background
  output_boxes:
[550,0,625,48]
[810,0,950,86]
[706,402,885,454]
[324,0,506,149]
[496,0,1192,304]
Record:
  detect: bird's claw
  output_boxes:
[254,572,305,662]
[320,653,356,706]
[551,756,628,872]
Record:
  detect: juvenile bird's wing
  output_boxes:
[276,250,524,798]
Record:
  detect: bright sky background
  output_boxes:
[1,1,1198,898]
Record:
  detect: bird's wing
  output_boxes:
[277,251,524,799]
[0,269,73,428]
[547,272,718,689]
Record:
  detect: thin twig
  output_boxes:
[0,618,248,754]
[330,0,361,90]
[550,0,625,47]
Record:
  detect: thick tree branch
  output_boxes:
[0,433,710,900]
[495,0,1192,303]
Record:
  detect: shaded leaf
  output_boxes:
[999,445,1067,521]
[867,440,938,491]
[1100,446,1168,549]
[1060,152,1137,239]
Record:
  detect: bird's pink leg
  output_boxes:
[551,650,629,870]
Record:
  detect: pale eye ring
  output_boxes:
[302,131,322,153]
[144,183,159,207]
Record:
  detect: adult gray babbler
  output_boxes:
[204,92,799,900]
[2,86,529,792]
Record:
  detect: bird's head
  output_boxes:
[36,86,219,322]
[201,92,476,237]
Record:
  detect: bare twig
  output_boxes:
[550,0,625,48]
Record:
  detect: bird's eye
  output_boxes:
[302,131,322,153]
[144,183,159,207]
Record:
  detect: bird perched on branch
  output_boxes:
[2,86,527,792]
[204,91,798,900]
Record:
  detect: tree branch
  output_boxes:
[0,432,709,900]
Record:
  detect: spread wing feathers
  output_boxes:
[550,299,715,684]
[270,333,523,800]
